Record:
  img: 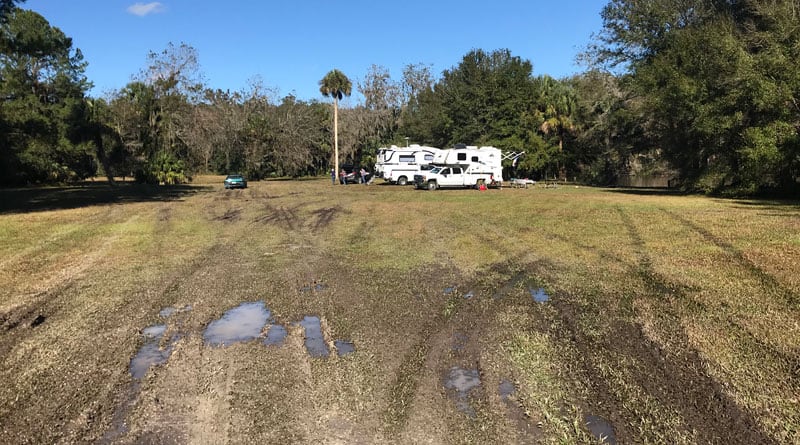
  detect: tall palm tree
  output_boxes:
[319,69,352,183]
[534,75,576,179]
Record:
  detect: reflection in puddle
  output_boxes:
[530,288,550,303]
[142,324,167,338]
[444,367,481,417]
[203,301,271,347]
[130,324,178,379]
[334,340,355,356]
[264,325,288,346]
[199,303,355,358]
[463,291,475,300]
[444,286,455,295]
[158,307,176,318]
[159,304,192,318]
[445,367,481,392]
[300,316,329,357]
[498,379,516,401]
[585,414,616,444]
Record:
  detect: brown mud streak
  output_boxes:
[556,299,776,445]
[647,209,799,389]
[381,265,459,437]
[213,208,242,222]
[252,203,300,231]
[588,207,778,444]
[309,207,340,232]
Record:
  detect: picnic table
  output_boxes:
[510,178,536,189]
[544,178,560,188]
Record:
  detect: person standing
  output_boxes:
[330,168,336,185]
[360,168,367,184]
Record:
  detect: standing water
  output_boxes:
[300,316,329,357]
[129,325,180,379]
[203,301,271,346]
[530,288,550,303]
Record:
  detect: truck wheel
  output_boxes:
[397,176,408,186]
[427,181,438,191]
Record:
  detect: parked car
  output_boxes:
[339,165,373,184]
[224,174,247,189]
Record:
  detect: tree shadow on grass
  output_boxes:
[607,188,800,209]
[605,187,690,197]
[0,181,210,214]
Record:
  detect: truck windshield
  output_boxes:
[429,167,443,174]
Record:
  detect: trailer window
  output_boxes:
[399,155,415,163]
[471,156,479,162]
[457,153,467,161]
[424,154,434,161]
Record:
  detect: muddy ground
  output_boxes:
[0,179,797,444]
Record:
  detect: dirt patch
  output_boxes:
[213,208,242,222]
[309,207,341,231]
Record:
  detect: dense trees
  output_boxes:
[0,8,94,185]
[2,2,797,194]
[397,49,577,180]
[592,0,800,193]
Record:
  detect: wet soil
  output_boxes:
[0,180,787,445]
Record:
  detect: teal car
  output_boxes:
[224,174,247,189]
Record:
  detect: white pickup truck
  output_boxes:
[413,165,497,190]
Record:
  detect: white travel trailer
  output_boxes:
[414,145,503,188]
[374,145,442,185]
[413,145,505,189]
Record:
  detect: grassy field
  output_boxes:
[0,177,798,444]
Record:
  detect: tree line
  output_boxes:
[1,0,797,195]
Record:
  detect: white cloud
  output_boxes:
[127,2,166,17]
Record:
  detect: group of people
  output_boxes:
[331,168,370,185]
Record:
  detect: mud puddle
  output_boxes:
[202,302,356,358]
[130,324,172,379]
[264,324,288,346]
[107,307,187,443]
[585,414,616,444]
[203,301,271,347]
[334,340,355,356]
[298,315,329,357]
[498,379,516,400]
[444,367,481,417]
[158,304,192,318]
[130,303,192,378]
[529,288,549,303]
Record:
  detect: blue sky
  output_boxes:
[25,0,609,102]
